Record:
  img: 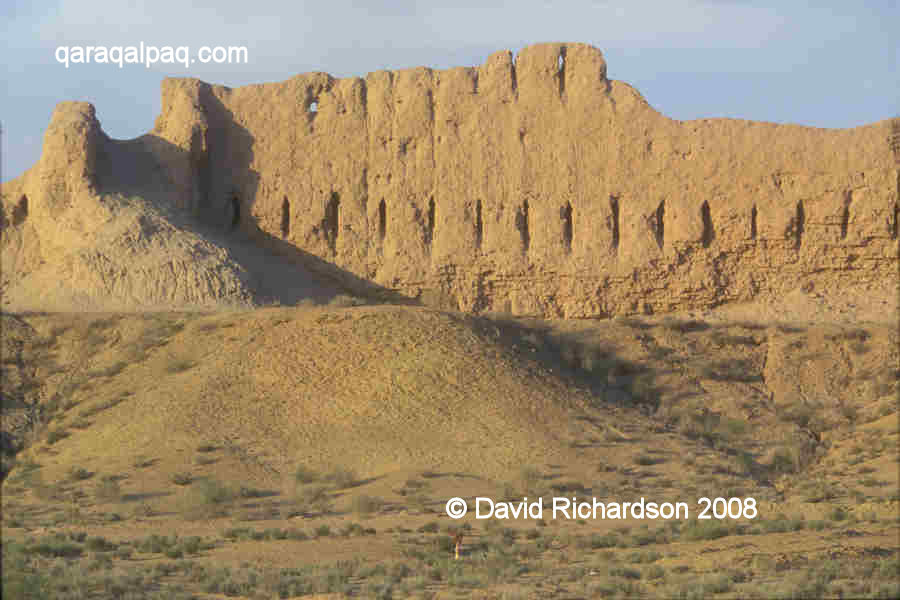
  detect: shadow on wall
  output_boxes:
[194,90,415,306]
[193,85,262,231]
[84,115,402,307]
[242,223,416,306]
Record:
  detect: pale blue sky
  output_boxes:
[2,1,897,182]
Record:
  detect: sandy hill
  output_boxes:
[4,306,625,487]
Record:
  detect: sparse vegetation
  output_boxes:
[1,308,895,600]
[94,475,122,503]
[325,467,358,488]
[351,494,384,515]
[172,472,193,486]
[294,464,319,484]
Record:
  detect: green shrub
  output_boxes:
[296,484,332,513]
[196,479,235,505]
[238,486,267,498]
[165,359,196,374]
[27,539,83,558]
[325,467,357,488]
[634,454,664,466]
[68,466,92,481]
[588,533,618,549]
[172,472,193,486]
[85,536,117,552]
[609,566,641,580]
[294,465,319,484]
[315,525,332,537]
[46,429,70,445]
[645,565,665,580]
[828,506,848,522]
[681,519,732,541]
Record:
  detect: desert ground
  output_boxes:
[2,283,898,599]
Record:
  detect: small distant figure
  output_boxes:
[452,530,464,560]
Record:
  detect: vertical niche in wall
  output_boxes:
[562,201,573,254]
[378,198,387,244]
[281,196,290,238]
[426,196,435,248]
[793,200,805,250]
[609,195,620,254]
[700,201,714,248]
[324,191,340,253]
[840,191,852,241]
[750,205,758,240]
[893,201,899,240]
[517,200,531,253]
[653,200,665,250]
[475,198,483,251]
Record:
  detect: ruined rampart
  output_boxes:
[3,43,898,316]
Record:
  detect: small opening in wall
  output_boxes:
[378,198,387,242]
[750,205,757,240]
[309,101,318,113]
[475,198,483,250]
[12,195,28,226]
[562,202,573,253]
[557,47,566,96]
[700,201,714,248]
[281,197,290,238]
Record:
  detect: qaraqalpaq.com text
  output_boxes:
[55,43,248,69]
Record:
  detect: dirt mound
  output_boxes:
[13,306,616,488]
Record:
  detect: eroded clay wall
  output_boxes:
[9,43,895,317]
